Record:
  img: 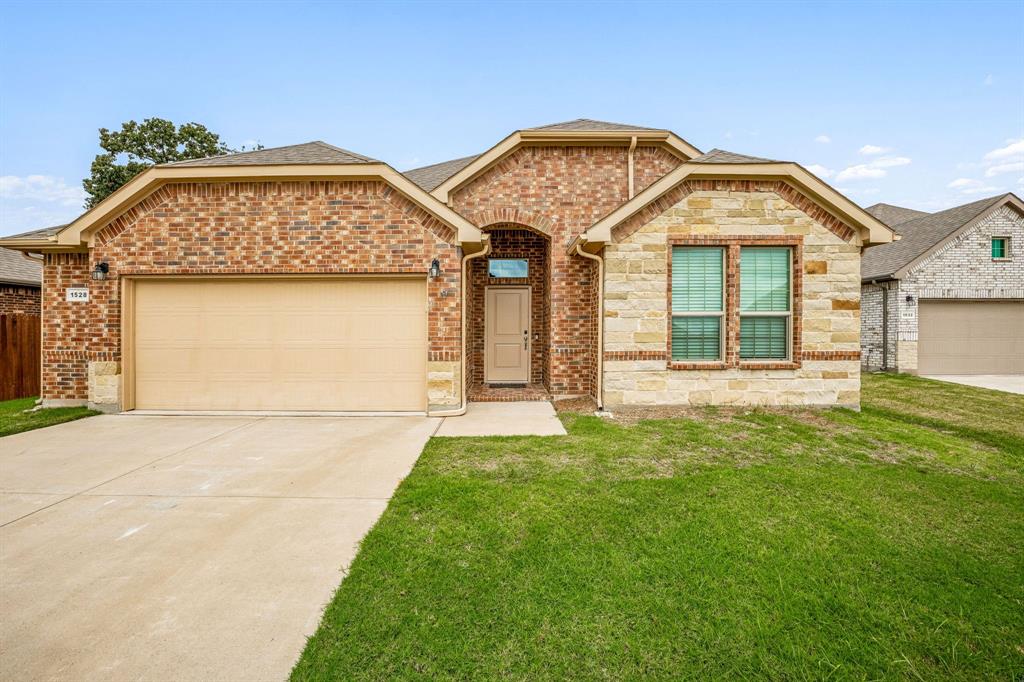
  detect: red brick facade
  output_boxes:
[467,226,550,388]
[0,284,41,315]
[453,145,682,396]
[42,181,462,401]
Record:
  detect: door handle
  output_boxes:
[523,330,528,350]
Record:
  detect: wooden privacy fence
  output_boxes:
[0,314,41,401]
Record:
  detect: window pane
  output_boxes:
[672,247,723,312]
[740,247,790,312]
[488,259,529,278]
[672,316,721,360]
[740,317,787,359]
[992,238,1006,258]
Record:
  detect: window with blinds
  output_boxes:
[739,247,791,360]
[671,247,724,360]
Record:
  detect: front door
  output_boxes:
[485,286,530,383]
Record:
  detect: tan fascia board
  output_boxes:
[430,129,703,204]
[582,162,897,246]
[892,192,1023,279]
[0,236,84,253]
[55,164,484,247]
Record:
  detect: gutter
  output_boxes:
[574,239,605,410]
[428,236,491,417]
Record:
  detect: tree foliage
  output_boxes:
[82,118,232,208]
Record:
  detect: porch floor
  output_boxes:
[468,382,551,402]
[435,401,567,436]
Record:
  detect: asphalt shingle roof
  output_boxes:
[861,193,1010,281]
[2,223,68,240]
[163,141,377,167]
[0,246,43,286]
[526,118,662,132]
[403,154,482,192]
[688,148,781,164]
[865,203,930,227]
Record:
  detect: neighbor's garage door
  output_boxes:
[918,300,1024,375]
[131,278,426,411]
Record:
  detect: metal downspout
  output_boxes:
[575,239,604,410]
[881,283,889,371]
[627,135,637,200]
[429,236,491,417]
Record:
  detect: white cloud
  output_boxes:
[805,164,834,178]
[947,177,1001,195]
[836,164,886,181]
[0,175,86,207]
[870,156,911,168]
[859,144,891,156]
[983,74,995,86]
[814,135,831,144]
[985,161,1024,177]
[983,139,1024,161]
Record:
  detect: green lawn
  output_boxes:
[0,396,98,437]
[294,374,1024,680]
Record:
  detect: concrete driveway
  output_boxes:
[922,374,1024,395]
[0,414,439,681]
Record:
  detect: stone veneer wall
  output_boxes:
[603,183,862,407]
[42,180,463,409]
[452,144,682,398]
[860,205,1024,373]
[0,284,41,315]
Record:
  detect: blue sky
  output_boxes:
[1,0,1022,235]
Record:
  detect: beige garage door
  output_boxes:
[918,301,1024,375]
[130,278,427,411]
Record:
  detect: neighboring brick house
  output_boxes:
[861,193,1024,375]
[0,120,893,412]
[0,246,42,315]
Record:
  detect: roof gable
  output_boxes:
[580,159,895,248]
[861,193,1022,280]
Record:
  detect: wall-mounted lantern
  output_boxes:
[905,294,915,304]
[92,262,110,281]
[428,258,441,279]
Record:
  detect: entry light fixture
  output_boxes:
[428,258,441,279]
[905,294,914,304]
[92,262,110,281]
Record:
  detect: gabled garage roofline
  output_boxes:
[31,163,484,249]
[579,161,896,249]
[430,128,703,204]
[892,192,1023,279]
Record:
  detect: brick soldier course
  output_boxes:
[1,120,897,412]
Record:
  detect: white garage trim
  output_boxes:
[121,275,429,413]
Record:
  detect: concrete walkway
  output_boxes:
[922,374,1024,395]
[436,401,568,436]
[0,414,439,682]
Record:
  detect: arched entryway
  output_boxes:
[466,224,551,400]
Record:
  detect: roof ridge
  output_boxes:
[308,140,377,162]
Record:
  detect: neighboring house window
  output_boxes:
[488,258,529,278]
[739,247,792,360]
[991,237,1009,259]
[671,247,724,360]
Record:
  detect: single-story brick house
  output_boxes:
[861,193,1023,375]
[0,246,42,315]
[0,119,895,413]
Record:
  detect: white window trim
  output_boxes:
[992,236,1012,261]
[671,247,726,362]
[738,247,794,363]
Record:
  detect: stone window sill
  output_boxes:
[738,361,801,370]
[668,361,728,371]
